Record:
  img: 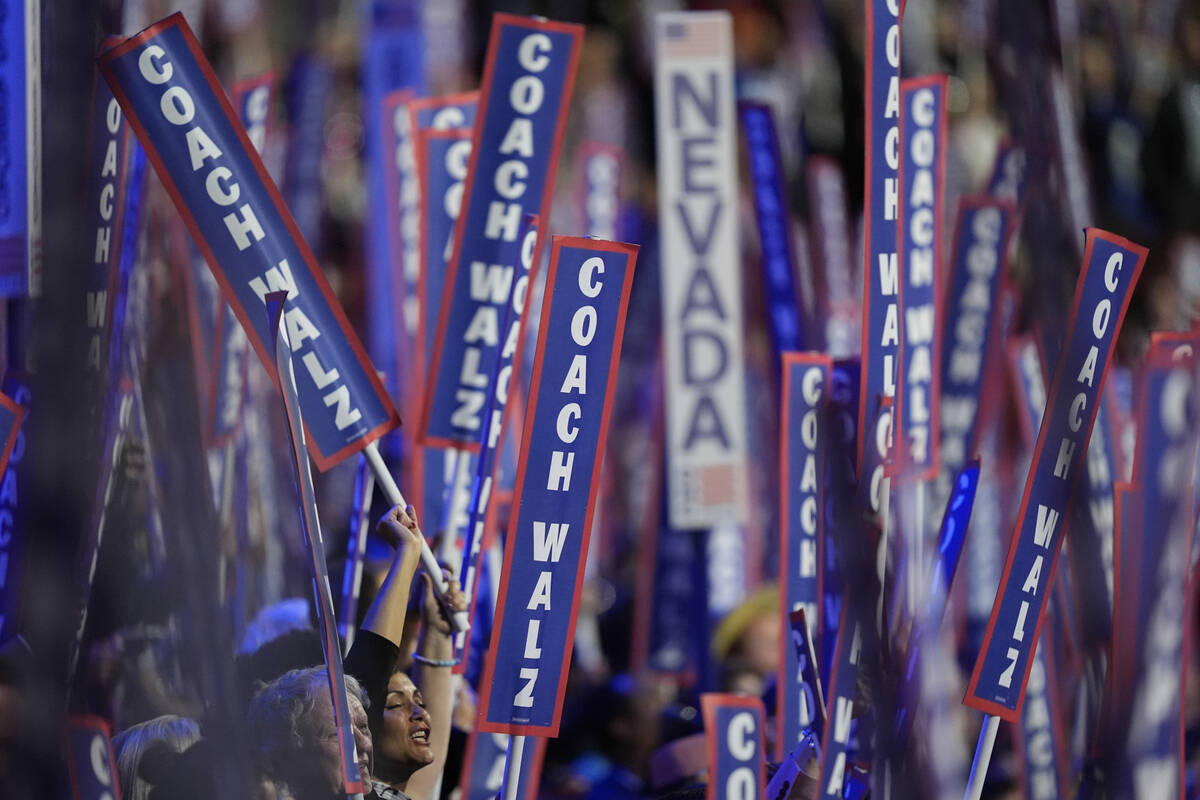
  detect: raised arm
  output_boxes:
[404,568,467,800]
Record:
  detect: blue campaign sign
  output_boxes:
[378,88,417,420]
[1066,388,1120,653]
[780,354,829,635]
[1116,336,1200,798]
[0,0,30,296]
[966,229,1147,720]
[987,141,1030,211]
[362,0,423,418]
[0,379,27,644]
[740,102,805,370]
[282,54,331,244]
[410,90,479,132]
[806,157,858,358]
[1008,335,1048,448]
[857,0,902,476]
[926,459,980,627]
[778,352,830,757]
[420,14,582,450]
[204,74,270,450]
[577,140,623,240]
[779,607,826,759]
[895,76,947,482]
[822,358,859,686]
[817,607,861,800]
[478,237,637,736]
[231,72,274,155]
[65,716,121,800]
[204,302,250,449]
[100,15,400,470]
[455,216,539,673]
[702,694,766,800]
[1018,640,1070,800]
[85,58,132,380]
[934,198,1015,515]
[410,127,472,524]
[458,731,545,800]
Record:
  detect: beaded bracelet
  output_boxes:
[413,653,460,668]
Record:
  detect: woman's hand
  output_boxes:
[376,504,424,574]
[422,567,467,637]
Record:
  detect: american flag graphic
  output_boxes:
[678,462,740,509]
[659,14,731,60]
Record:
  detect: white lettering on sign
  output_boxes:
[394,101,420,337]
[794,366,823,624]
[512,249,604,711]
[1124,364,1194,776]
[87,97,123,372]
[135,45,366,434]
[584,150,619,240]
[994,248,1129,697]
[724,710,759,800]
[900,85,938,468]
[242,85,270,154]
[823,623,862,796]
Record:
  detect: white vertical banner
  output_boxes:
[654,11,748,530]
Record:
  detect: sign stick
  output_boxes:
[500,734,527,800]
[964,715,1000,800]
[339,455,375,653]
[363,440,470,632]
[437,446,471,563]
[911,480,926,616]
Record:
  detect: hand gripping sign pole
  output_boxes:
[97,13,462,627]
[961,229,1147,800]
[265,292,365,800]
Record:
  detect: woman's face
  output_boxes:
[302,690,373,798]
[375,672,434,776]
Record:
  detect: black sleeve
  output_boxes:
[344,629,401,739]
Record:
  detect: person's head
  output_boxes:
[112,715,201,800]
[248,667,372,800]
[372,668,433,787]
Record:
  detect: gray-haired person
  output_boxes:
[248,668,374,800]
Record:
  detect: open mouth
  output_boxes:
[410,727,430,743]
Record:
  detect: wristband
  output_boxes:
[413,653,459,668]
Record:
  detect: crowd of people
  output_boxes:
[4,0,1200,797]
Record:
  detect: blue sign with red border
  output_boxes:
[478,237,637,736]
[420,14,582,450]
[410,91,479,132]
[966,229,1147,720]
[778,353,829,756]
[857,0,902,476]
[65,716,121,800]
[702,694,767,800]
[740,102,805,371]
[895,76,947,481]
[99,14,400,470]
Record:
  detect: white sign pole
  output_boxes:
[963,715,999,800]
[363,440,469,632]
[499,734,527,800]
